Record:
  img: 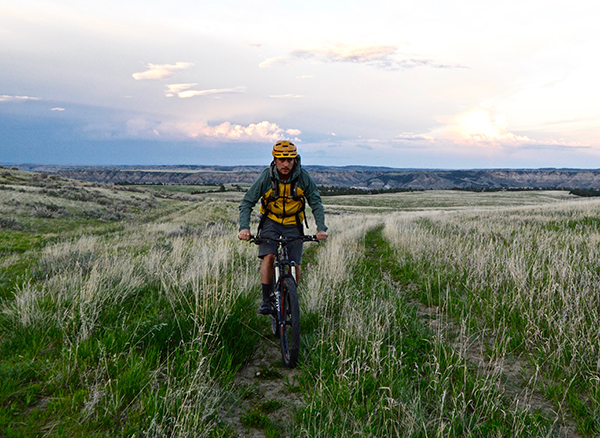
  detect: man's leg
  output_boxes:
[259,254,275,314]
[261,254,275,284]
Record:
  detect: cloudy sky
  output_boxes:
[1,0,599,168]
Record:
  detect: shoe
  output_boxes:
[259,299,272,315]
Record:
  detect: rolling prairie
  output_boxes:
[0,169,597,437]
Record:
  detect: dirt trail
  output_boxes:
[220,331,304,437]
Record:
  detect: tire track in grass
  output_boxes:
[219,308,307,438]
[214,229,322,437]
[220,237,329,438]
[220,270,320,437]
[284,223,552,437]
[373,224,584,438]
[223,335,304,438]
[223,222,575,437]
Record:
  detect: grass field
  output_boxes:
[322,189,577,212]
[0,169,597,437]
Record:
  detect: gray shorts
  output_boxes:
[258,217,304,264]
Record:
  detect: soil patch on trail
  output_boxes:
[220,333,304,437]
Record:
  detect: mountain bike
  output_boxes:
[250,234,319,368]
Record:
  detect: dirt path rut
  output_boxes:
[220,332,304,437]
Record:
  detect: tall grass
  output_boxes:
[295,215,553,436]
[0,208,262,436]
[302,214,381,315]
[2,173,596,436]
[383,200,600,435]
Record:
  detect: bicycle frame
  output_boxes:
[252,233,317,284]
[251,234,318,367]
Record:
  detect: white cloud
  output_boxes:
[270,94,304,98]
[435,107,588,148]
[299,44,397,63]
[179,87,246,98]
[260,44,462,70]
[297,75,314,79]
[437,108,533,147]
[132,62,193,80]
[165,84,246,98]
[172,120,301,142]
[259,55,293,68]
[165,83,198,97]
[0,95,40,102]
[395,132,435,142]
[51,107,65,111]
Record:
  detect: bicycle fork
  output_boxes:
[273,261,282,319]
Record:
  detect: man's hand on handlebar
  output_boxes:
[316,231,328,241]
[238,229,251,241]
[240,229,326,242]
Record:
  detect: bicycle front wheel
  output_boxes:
[278,277,300,368]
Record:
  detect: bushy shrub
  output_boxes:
[31,203,69,218]
[42,187,112,204]
[82,208,126,221]
[0,217,22,230]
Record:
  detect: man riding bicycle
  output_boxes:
[238,140,328,314]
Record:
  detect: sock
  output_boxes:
[261,283,273,300]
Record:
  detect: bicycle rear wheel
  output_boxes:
[278,277,300,368]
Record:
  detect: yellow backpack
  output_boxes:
[259,163,307,230]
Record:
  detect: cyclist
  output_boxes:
[238,140,328,314]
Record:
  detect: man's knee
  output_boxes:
[262,253,276,264]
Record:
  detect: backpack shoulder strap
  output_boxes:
[268,163,279,200]
[290,177,300,200]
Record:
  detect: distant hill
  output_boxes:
[10,164,600,190]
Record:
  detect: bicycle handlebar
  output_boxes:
[249,235,319,245]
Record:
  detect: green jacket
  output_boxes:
[238,156,327,232]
